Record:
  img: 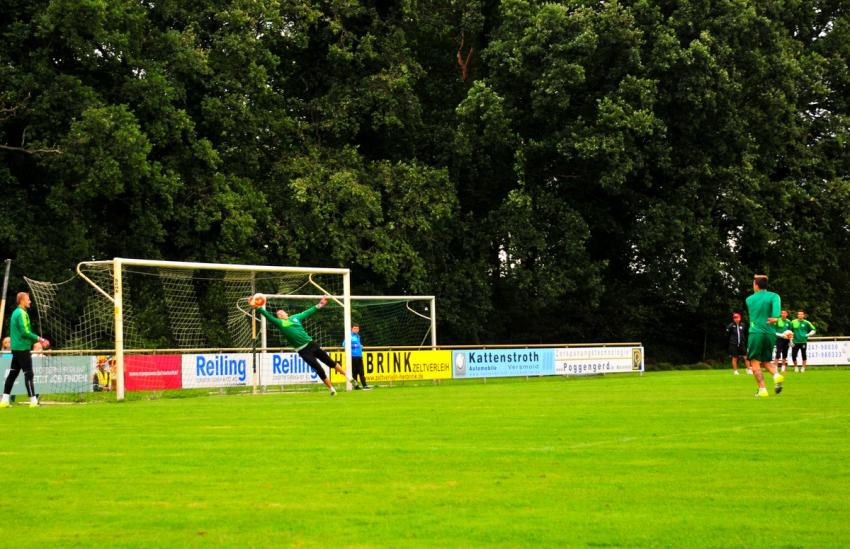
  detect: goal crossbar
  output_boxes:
[80,258,349,274]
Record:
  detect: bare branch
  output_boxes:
[457,32,474,82]
[0,144,63,155]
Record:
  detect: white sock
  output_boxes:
[330,387,336,394]
[1,394,9,404]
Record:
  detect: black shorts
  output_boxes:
[792,343,808,362]
[3,350,35,395]
[9,350,34,375]
[775,338,790,359]
[728,343,746,357]
[297,342,338,381]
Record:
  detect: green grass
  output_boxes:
[1,370,849,547]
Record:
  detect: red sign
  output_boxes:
[124,355,182,391]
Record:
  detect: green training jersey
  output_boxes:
[10,306,40,351]
[746,290,781,336]
[774,317,792,337]
[257,305,320,350]
[790,319,815,344]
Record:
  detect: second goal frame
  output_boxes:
[250,294,438,352]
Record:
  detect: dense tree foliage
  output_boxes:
[1,0,848,361]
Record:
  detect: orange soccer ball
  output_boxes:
[250,293,267,308]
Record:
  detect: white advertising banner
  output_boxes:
[797,340,850,366]
[259,352,325,386]
[182,353,253,388]
[555,346,644,376]
[1,355,92,395]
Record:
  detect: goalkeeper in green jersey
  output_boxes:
[252,296,349,396]
[1,292,49,408]
[745,275,785,397]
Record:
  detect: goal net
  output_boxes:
[227,294,436,390]
[248,295,437,352]
[24,258,351,400]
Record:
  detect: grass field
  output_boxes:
[1,369,849,547]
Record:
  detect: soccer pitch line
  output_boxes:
[563,411,850,450]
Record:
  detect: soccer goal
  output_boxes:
[25,258,352,400]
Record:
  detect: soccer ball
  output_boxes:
[250,293,266,308]
[783,330,793,340]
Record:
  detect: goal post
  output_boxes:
[61,258,353,400]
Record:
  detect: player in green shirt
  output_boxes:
[253,295,350,396]
[772,310,793,373]
[790,310,816,372]
[745,275,785,397]
[1,292,50,408]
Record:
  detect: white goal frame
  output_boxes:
[77,258,352,400]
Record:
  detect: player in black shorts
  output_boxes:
[726,312,749,375]
[252,295,350,396]
[791,310,816,372]
[773,310,792,373]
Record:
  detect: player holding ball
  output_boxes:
[250,294,350,396]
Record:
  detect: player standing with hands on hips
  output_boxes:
[252,294,350,396]
[746,275,785,398]
[791,310,816,372]
[1,292,49,408]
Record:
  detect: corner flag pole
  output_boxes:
[0,259,11,339]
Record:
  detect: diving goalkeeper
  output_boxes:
[252,296,349,396]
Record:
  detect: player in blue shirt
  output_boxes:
[343,324,368,390]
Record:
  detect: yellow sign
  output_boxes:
[631,347,643,371]
[330,350,452,383]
